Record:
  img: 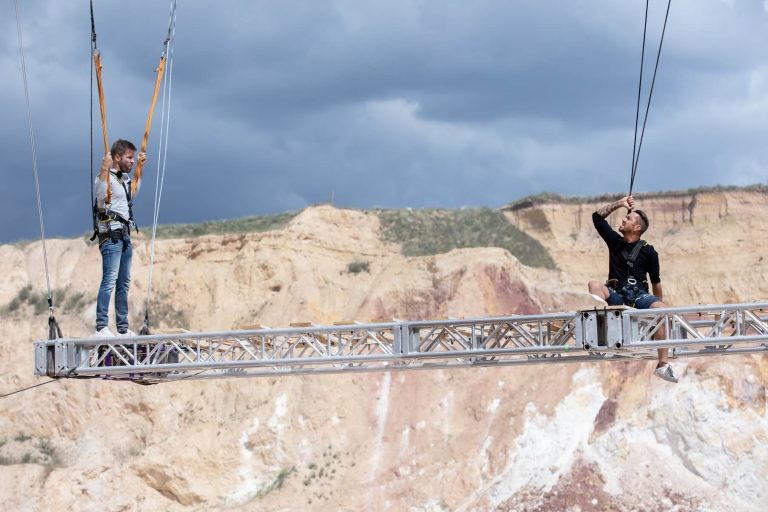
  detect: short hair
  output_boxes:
[110,139,137,157]
[634,209,650,234]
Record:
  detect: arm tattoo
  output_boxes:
[596,200,622,218]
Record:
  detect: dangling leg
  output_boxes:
[650,300,678,383]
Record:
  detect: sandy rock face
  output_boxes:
[1,193,767,511]
[504,190,768,305]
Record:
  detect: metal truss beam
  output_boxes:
[34,302,768,383]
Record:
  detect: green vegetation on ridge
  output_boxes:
[505,184,768,211]
[376,207,556,269]
[152,211,299,239]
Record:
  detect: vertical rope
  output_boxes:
[142,0,178,335]
[90,0,96,235]
[629,0,673,197]
[14,0,53,304]
[630,0,672,191]
[14,0,63,340]
[630,0,650,196]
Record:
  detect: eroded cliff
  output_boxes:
[0,190,766,511]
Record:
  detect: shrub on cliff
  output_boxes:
[153,211,298,239]
[376,208,556,269]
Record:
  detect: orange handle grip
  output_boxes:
[132,56,166,197]
[93,51,111,202]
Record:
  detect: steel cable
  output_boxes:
[0,378,59,400]
[630,0,672,195]
[143,0,178,335]
[90,0,97,238]
[630,0,650,193]
[13,0,57,325]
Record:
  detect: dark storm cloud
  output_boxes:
[1,0,767,243]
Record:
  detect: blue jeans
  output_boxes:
[96,235,132,332]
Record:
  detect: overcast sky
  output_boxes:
[1,0,766,243]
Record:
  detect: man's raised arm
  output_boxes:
[592,195,633,244]
[596,196,634,218]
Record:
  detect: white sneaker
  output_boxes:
[94,327,115,338]
[118,329,137,337]
[587,293,608,304]
[654,363,679,383]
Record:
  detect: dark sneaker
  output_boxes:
[654,363,679,383]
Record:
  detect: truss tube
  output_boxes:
[624,334,768,350]
[673,346,768,357]
[121,352,663,383]
[32,302,768,381]
[38,342,759,380]
[407,311,577,328]
[71,344,584,376]
[621,302,768,317]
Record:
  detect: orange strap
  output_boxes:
[93,51,111,203]
[131,56,166,197]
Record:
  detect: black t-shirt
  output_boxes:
[592,212,660,289]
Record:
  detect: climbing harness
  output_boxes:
[605,239,651,307]
[93,171,137,245]
[604,240,648,287]
[622,239,647,275]
[13,0,63,342]
[628,0,673,197]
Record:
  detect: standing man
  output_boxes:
[94,139,146,337]
[587,195,678,383]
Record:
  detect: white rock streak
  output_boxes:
[369,372,392,482]
[228,416,262,505]
[487,367,606,506]
[229,393,289,505]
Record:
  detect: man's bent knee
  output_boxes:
[588,281,609,299]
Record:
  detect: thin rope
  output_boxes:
[630,0,649,195]
[630,0,672,195]
[0,378,60,400]
[144,0,177,333]
[153,23,175,236]
[14,0,54,312]
[90,0,96,235]
[155,9,176,230]
[144,65,169,330]
[162,370,208,384]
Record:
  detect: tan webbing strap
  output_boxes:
[132,56,167,197]
[93,51,111,203]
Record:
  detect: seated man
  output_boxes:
[588,195,678,383]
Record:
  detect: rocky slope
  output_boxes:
[0,189,766,511]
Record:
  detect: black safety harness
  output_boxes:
[606,240,648,291]
[90,171,138,245]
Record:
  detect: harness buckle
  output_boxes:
[626,277,637,286]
